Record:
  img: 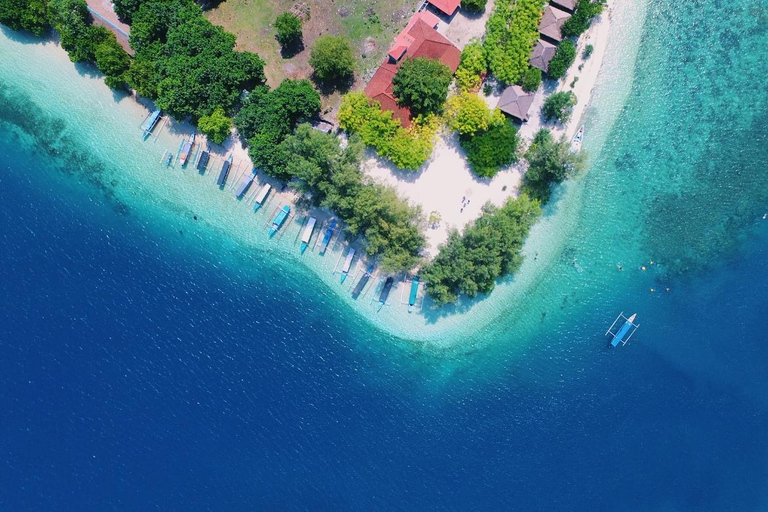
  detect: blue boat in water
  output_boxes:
[141,109,161,139]
[351,265,374,299]
[235,170,256,198]
[269,205,290,236]
[179,133,195,166]
[300,217,317,254]
[320,220,337,254]
[606,312,639,347]
[378,277,394,309]
[196,149,210,172]
[217,154,233,188]
[253,184,271,211]
[408,276,420,313]
[340,248,355,283]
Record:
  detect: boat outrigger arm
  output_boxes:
[606,312,640,347]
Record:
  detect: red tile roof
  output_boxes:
[427,0,461,16]
[364,18,461,127]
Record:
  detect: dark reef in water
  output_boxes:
[0,80,130,216]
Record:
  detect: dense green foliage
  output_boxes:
[454,40,487,92]
[113,0,145,23]
[198,106,232,144]
[49,0,95,61]
[309,35,355,82]
[461,0,487,13]
[94,31,132,88]
[521,67,541,92]
[483,0,546,84]
[128,0,200,52]
[547,39,576,79]
[392,57,452,116]
[270,125,425,271]
[0,0,49,35]
[421,195,541,305]
[274,12,302,47]
[233,79,320,179]
[156,18,265,119]
[541,91,576,123]
[562,0,605,37]
[46,0,132,88]
[522,129,586,201]
[582,44,594,60]
[460,120,520,177]
[445,92,504,136]
[338,92,437,170]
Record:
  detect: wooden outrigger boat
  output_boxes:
[179,133,195,166]
[217,154,233,188]
[253,184,271,211]
[571,125,584,153]
[606,312,639,347]
[269,205,290,236]
[378,277,394,309]
[196,148,210,172]
[340,248,355,283]
[141,109,161,140]
[319,219,337,254]
[408,276,420,313]
[351,265,374,299]
[235,171,256,198]
[300,217,317,253]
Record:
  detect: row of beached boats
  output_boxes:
[145,113,422,311]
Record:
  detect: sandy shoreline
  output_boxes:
[363,3,614,255]
[112,0,614,259]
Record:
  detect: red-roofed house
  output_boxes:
[364,18,461,127]
[426,0,461,16]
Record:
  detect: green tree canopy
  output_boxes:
[483,0,547,84]
[113,0,146,23]
[547,39,576,79]
[253,125,425,272]
[0,0,49,35]
[521,67,541,92]
[94,31,132,88]
[125,56,160,98]
[523,128,586,201]
[234,79,320,177]
[421,195,541,305]
[338,92,437,171]
[460,119,520,177]
[48,0,96,62]
[234,79,319,141]
[445,92,504,136]
[541,91,577,123]
[129,0,201,53]
[392,57,453,116]
[149,15,265,119]
[274,12,302,47]
[198,106,232,144]
[454,39,487,92]
[562,0,605,37]
[461,0,487,13]
[309,35,355,82]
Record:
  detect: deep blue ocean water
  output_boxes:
[3,0,768,509]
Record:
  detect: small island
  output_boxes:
[1,0,608,309]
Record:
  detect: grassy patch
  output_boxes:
[206,0,415,96]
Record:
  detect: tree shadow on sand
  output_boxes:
[311,72,354,95]
[278,39,305,59]
[0,24,53,45]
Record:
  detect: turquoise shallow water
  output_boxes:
[2,0,768,508]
